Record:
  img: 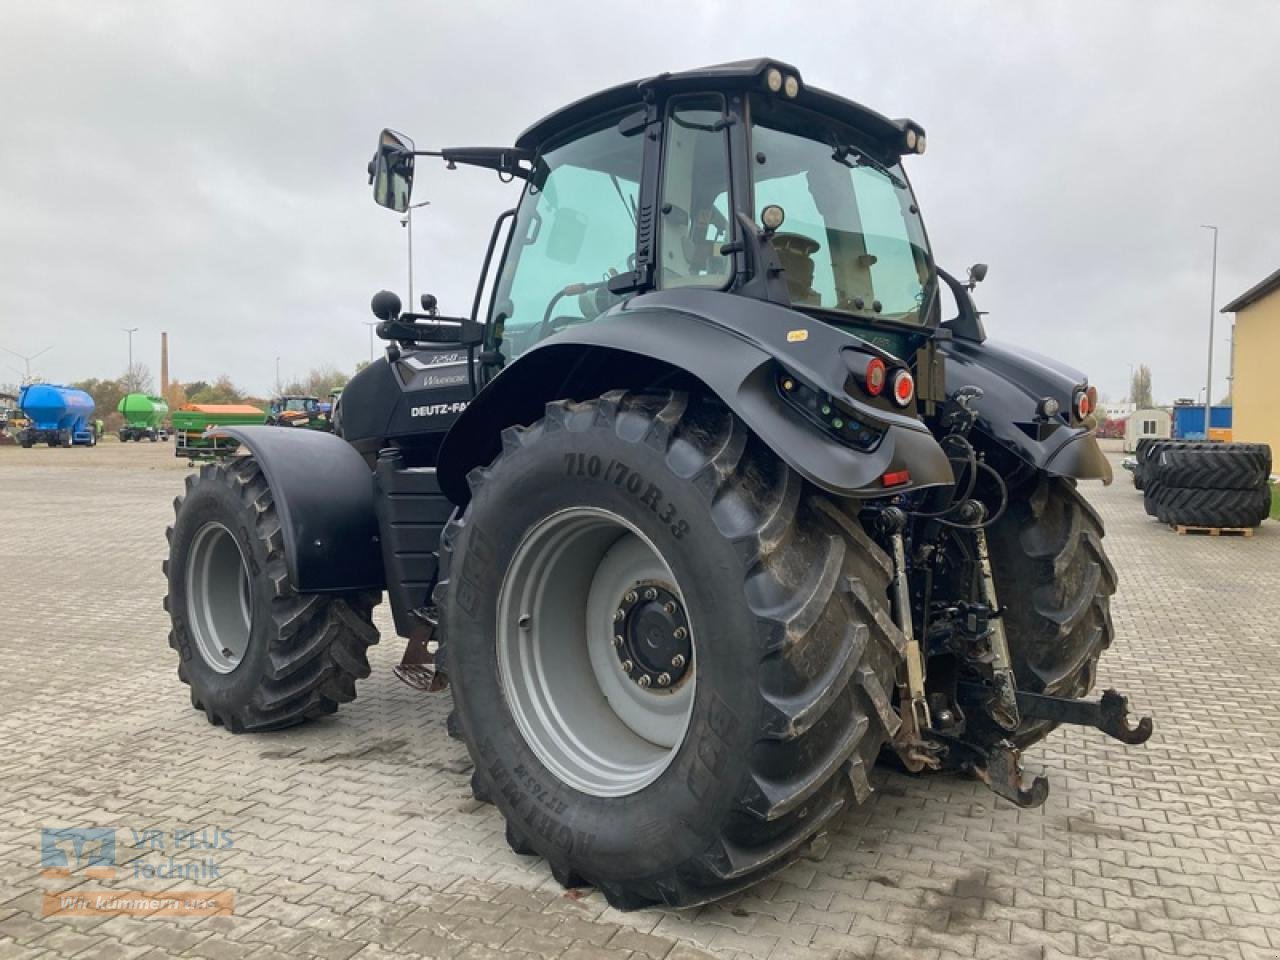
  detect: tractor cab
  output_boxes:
[369,59,933,372]
[270,395,321,416]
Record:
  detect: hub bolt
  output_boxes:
[671,654,685,668]
[614,634,624,647]
[644,588,657,600]
[625,591,637,604]
[657,672,671,687]
[615,608,626,622]
[637,675,651,688]
[621,660,634,673]
[673,627,687,640]
[663,601,677,614]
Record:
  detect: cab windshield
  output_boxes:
[750,98,934,326]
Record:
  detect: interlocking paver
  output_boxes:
[3,441,1280,959]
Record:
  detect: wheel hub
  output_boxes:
[614,581,691,690]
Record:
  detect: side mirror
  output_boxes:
[369,129,415,212]
[967,262,989,286]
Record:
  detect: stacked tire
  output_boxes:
[1144,442,1272,529]
[1139,440,1213,512]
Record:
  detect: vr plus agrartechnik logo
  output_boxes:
[40,828,117,879]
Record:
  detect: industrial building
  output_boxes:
[1222,267,1280,458]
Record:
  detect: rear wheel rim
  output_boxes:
[497,507,696,798]
[186,521,252,673]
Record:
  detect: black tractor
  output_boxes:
[163,59,1151,909]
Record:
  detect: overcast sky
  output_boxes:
[2,1,1277,402]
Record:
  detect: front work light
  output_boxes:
[783,74,800,98]
[765,68,783,93]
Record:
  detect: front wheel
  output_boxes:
[982,475,1117,749]
[438,391,904,909]
[163,456,381,731]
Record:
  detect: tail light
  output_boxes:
[1074,388,1091,420]
[844,351,887,398]
[890,369,915,408]
[865,358,887,396]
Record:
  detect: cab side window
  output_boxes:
[490,118,642,361]
[658,96,733,290]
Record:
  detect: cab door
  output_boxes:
[484,115,646,366]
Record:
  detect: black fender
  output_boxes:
[940,337,1112,483]
[214,426,384,592]
[437,288,954,505]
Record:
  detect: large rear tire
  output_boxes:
[982,475,1117,749]
[163,456,381,732]
[1153,485,1271,528]
[438,391,904,909]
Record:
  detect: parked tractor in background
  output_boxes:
[171,403,266,464]
[163,60,1152,909]
[266,395,331,431]
[16,384,96,448]
[0,391,19,445]
[117,393,170,442]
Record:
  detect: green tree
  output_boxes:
[71,377,126,425]
[190,375,243,405]
[281,364,349,399]
[1129,364,1153,408]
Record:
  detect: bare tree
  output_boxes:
[121,361,154,394]
[1129,364,1153,408]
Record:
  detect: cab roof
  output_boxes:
[515,58,917,152]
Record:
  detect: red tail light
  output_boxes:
[1074,388,1091,419]
[890,369,915,408]
[865,358,887,396]
[881,469,911,488]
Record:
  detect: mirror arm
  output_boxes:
[376,315,484,348]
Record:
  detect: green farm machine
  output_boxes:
[117,393,170,442]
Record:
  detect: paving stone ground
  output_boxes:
[1,440,1278,960]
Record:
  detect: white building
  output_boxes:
[1123,407,1171,452]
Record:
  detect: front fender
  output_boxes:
[437,289,954,505]
[214,427,384,592]
[941,338,1112,483]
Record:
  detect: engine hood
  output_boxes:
[940,335,1111,483]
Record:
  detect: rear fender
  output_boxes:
[941,338,1112,483]
[214,427,384,592]
[437,288,954,505]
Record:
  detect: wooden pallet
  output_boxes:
[1171,524,1254,537]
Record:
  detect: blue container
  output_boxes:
[18,384,96,445]
[1171,404,1232,441]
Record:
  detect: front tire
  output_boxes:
[983,475,1117,749]
[438,391,904,909]
[163,456,381,732]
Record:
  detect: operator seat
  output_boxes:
[771,232,822,305]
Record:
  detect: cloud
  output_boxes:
[1,0,1276,402]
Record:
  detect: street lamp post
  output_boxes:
[400,199,431,307]
[363,321,379,362]
[122,327,138,382]
[1200,225,1218,441]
